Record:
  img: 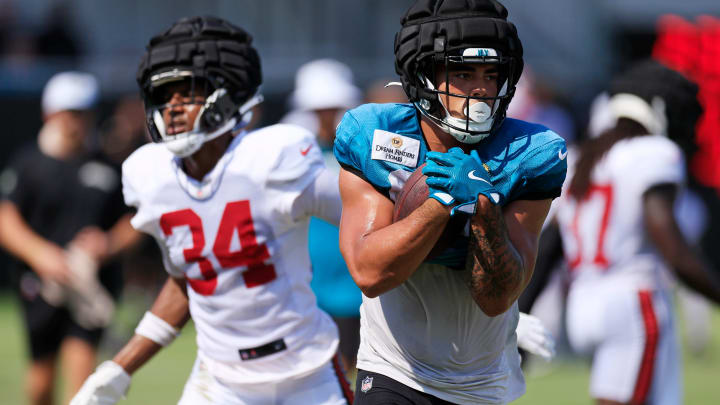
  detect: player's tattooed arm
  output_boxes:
[465,197,552,316]
[466,201,524,316]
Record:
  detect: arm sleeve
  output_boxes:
[634,139,685,192]
[333,110,398,198]
[121,156,155,235]
[290,167,342,226]
[333,111,366,178]
[121,165,140,210]
[100,165,131,230]
[122,158,183,278]
[265,126,328,227]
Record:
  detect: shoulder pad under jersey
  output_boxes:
[476,118,567,203]
[242,124,325,188]
[334,103,426,199]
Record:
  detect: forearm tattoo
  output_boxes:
[465,204,523,303]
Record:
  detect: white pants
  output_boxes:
[178,355,352,405]
[566,282,681,405]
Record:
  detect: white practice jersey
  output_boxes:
[357,263,523,405]
[122,124,339,384]
[556,135,685,289]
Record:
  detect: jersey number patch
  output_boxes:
[159,200,276,295]
[567,184,613,270]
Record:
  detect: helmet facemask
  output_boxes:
[415,45,517,144]
[143,69,262,158]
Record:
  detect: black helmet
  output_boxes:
[608,60,701,146]
[394,0,523,143]
[137,16,263,157]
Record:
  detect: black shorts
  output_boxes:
[353,370,457,405]
[19,287,104,360]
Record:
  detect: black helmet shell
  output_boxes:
[137,16,262,107]
[394,0,523,102]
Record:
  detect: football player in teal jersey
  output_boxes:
[334,1,566,403]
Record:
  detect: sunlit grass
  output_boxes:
[0,293,717,404]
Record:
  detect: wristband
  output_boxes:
[134,311,180,346]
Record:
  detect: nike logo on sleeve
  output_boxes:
[300,145,313,156]
[558,149,568,160]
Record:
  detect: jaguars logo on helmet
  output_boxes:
[137,16,263,157]
[394,0,524,144]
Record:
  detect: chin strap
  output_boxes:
[161,118,237,157]
[232,92,264,132]
[155,90,265,157]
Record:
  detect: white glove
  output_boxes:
[41,246,115,330]
[516,312,556,361]
[70,361,131,405]
[64,246,116,329]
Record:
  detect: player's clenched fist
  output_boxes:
[70,361,131,405]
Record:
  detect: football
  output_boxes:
[392,163,466,259]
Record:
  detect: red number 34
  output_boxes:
[159,200,276,295]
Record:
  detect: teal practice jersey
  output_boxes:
[334,103,567,267]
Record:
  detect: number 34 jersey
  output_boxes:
[122,124,339,384]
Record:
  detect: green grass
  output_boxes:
[0,294,26,403]
[0,293,718,404]
[0,293,195,405]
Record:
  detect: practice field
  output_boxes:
[0,293,718,404]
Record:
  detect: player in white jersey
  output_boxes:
[70,16,352,405]
[556,60,720,405]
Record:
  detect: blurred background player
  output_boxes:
[335,0,565,403]
[282,59,364,372]
[0,71,138,405]
[556,60,720,405]
[506,66,576,145]
[282,58,362,151]
[71,16,351,405]
[508,65,579,366]
[97,96,147,167]
[651,16,720,356]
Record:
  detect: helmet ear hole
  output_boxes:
[197,88,236,132]
[201,108,223,129]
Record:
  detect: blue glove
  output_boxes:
[423,147,501,215]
